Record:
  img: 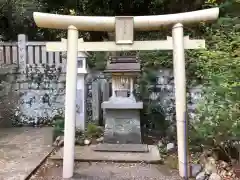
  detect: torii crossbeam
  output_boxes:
[33,8,219,179]
[46,36,205,52]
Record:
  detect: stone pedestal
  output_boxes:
[102,97,143,144]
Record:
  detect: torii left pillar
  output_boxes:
[62,25,78,178]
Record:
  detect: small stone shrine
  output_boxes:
[101,56,143,144]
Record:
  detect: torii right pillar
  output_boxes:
[172,23,189,178]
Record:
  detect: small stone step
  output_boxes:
[92,143,149,152]
[50,145,162,163]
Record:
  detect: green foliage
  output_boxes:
[189,7,240,147]
[52,117,103,141]
[86,123,103,138]
[52,115,64,141]
[138,68,170,134]
[139,51,173,70]
[189,79,240,144]
[88,52,106,70]
[0,0,42,40]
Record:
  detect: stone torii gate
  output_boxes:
[33,8,219,179]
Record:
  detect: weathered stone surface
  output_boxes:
[92,81,101,122]
[1,68,203,126]
[0,127,53,180]
[102,101,143,109]
[103,109,142,144]
[6,64,66,126]
[31,161,182,180]
[50,145,161,163]
[93,144,149,152]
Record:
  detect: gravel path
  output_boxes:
[30,160,182,180]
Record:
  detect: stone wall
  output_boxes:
[3,64,66,126]
[0,65,19,127]
[0,66,202,127]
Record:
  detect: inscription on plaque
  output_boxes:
[115,16,134,45]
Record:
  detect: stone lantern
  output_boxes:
[101,56,143,144]
[76,51,89,131]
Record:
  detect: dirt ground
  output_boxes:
[0,126,182,180]
[30,159,182,180]
[0,127,53,180]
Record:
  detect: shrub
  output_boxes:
[188,15,240,157]
[52,115,64,141]
[86,123,103,138]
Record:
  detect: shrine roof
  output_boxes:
[104,56,141,72]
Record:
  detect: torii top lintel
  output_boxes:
[33,8,219,31]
